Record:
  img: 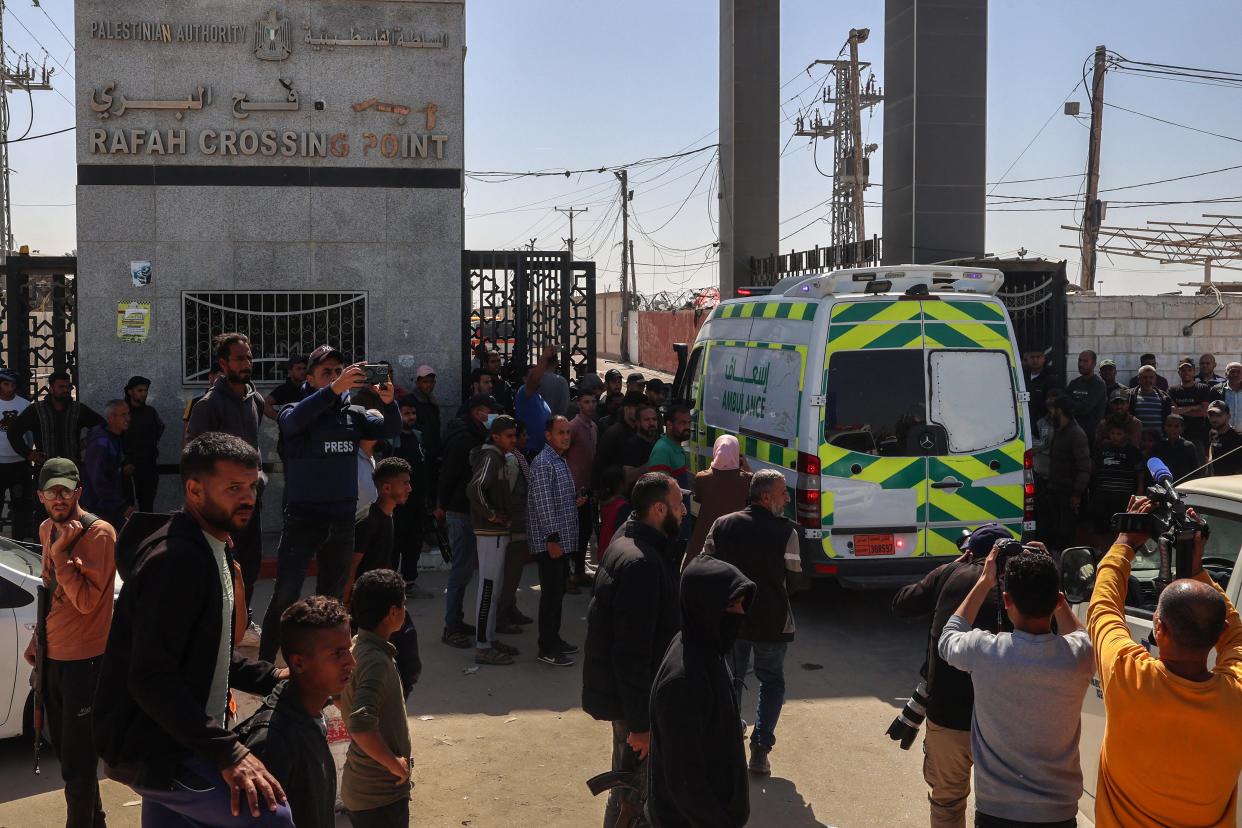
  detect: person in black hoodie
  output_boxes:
[122,375,165,512]
[647,555,755,828]
[582,471,684,827]
[238,595,355,828]
[93,432,293,826]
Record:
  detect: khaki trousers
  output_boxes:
[923,719,972,828]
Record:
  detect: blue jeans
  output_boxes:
[730,639,787,750]
[259,511,356,661]
[132,756,293,827]
[443,512,477,629]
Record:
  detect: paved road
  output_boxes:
[0,569,946,827]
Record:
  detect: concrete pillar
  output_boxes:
[719,0,779,297]
[882,0,987,264]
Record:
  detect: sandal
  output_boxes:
[475,647,514,666]
[441,627,472,649]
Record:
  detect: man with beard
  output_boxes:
[595,392,646,488]
[8,371,104,527]
[21,458,116,828]
[623,404,661,486]
[121,376,165,512]
[187,333,268,634]
[93,432,293,826]
[582,472,685,826]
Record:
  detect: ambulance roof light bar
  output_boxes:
[778,265,1004,299]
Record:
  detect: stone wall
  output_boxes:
[75,0,465,508]
[1065,294,1242,379]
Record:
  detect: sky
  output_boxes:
[10,1,1242,297]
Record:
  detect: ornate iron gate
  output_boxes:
[0,255,77,397]
[463,250,595,385]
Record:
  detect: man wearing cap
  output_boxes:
[410,364,443,464]
[1208,400,1242,476]
[1095,390,1143,448]
[436,392,497,648]
[1211,362,1242,432]
[22,458,116,828]
[259,345,400,662]
[122,376,165,513]
[8,372,104,529]
[186,333,268,627]
[1099,359,1125,398]
[1022,348,1061,427]
[1127,353,1169,392]
[1169,360,1213,452]
[81,399,134,530]
[893,525,1013,828]
[0,368,32,539]
[645,378,669,415]
[626,372,646,397]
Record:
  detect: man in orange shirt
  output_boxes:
[1088,496,1242,827]
[22,457,117,828]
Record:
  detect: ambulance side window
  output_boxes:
[825,350,927,457]
[928,350,1019,453]
[685,347,705,407]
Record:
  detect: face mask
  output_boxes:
[719,612,745,654]
[485,414,498,429]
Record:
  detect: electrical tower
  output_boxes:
[795,28,883,265]
[0,0,55,259]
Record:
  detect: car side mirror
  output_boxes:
[1061,546,1100,604]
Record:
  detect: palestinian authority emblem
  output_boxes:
[255,10,291,61]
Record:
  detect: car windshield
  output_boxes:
[0,536,41,578]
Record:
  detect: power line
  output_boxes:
[465,143,718,181]
[33,3,75,54]
[0,123,71,143]
[1106,102,1242,145]
[987,78,1083,195]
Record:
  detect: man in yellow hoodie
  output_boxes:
[1088,496,1242,827]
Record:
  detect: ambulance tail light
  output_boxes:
[796,451,821,529]
[1023,449,1036,525]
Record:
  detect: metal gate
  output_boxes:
[463,250,595,385]
[0,255,77,397]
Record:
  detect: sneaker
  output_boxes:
[405,583,434,599]
[441,627,472,649]
[241,621,262,648]
[556,639,579,655]
[508,608,534,626]
[492,639,520,657]
[537,652,575,667]
[748,744,771,776]
[496,622,524,635]
[475,647,514,666]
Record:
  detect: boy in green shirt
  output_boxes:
[340,569,412,827]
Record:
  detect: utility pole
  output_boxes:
[0,1,55,260]
[616,170,632,362]
[527,238,538,251]
[629,238,637,305]
[554,205,588,259]
[1080,44,1108,292]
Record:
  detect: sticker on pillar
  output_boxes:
[117,302,152,343]
[130,261,152,288]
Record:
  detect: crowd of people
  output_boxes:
[1026,349,1242,549]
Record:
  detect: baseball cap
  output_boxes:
[626,372,646,385]
[646,378,667,392]
[125,375,151,391]
[0,369,18,384]
[1109,389,1129,403]
[1209,399,1231,415]
[307,345,345,368]
[39,458,81,492]
[965,524,1013,559]
[1100,359,1116,368]
[417,364,436,379]
[466,393,499,412]
[604,368,622,381]
[1179,360,1195,369]
[578,373,603,393]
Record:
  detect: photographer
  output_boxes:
[1087,496,1242,827]
[892,525,1012,828]
[938,544,1093,828]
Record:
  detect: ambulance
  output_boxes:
[673,265,1034,588]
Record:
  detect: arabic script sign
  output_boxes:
[703,345,803,442]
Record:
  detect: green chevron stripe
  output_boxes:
[831,301,893,322]
[942,300,1005,321]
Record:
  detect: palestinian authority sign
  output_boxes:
[704,344,802,442]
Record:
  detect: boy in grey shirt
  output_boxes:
[939,543,1094,827]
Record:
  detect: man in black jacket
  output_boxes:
[436,393,498,648]
[702,469,802,777]
[891,524,1012,828]
[647,554,754,828]
[94,432,293,826]
[122,375,165,512]
[238,595,355,828]
[582,471,685,827]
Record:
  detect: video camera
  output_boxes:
[1111,457,1209,588]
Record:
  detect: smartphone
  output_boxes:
[363,363,391,386]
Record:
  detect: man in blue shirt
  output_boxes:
[514,346,554,456]
[259,345,400,662]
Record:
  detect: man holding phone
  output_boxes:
[259,345,401,662]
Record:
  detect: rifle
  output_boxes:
[587,768,647,828]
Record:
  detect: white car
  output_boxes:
[0,537,42,740]
[1062,474,1242,827]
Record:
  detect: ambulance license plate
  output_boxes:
[855,534,896,557]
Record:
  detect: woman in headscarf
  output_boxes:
[683,435,752,567]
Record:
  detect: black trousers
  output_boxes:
[131,462,159,513]
[498,537,529,621]
[347,797,409,828]
[45,656,107,828]
[537,553,569,655]
[392,501,422,584]
[0,460,32,540]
